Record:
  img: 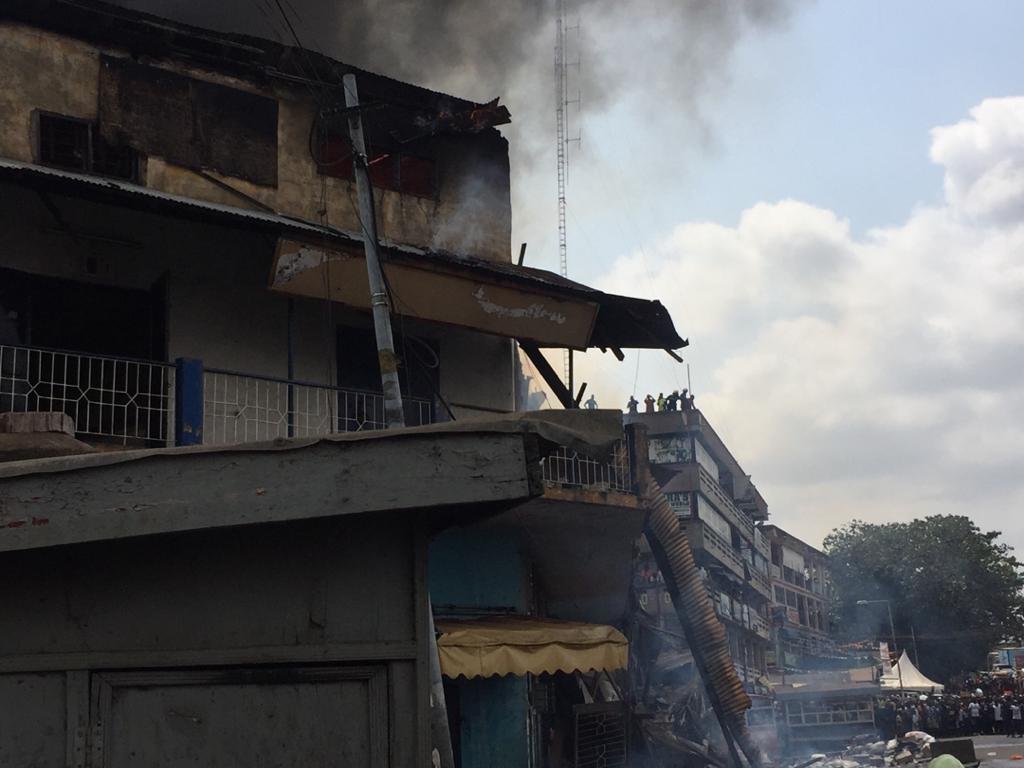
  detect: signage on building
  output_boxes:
[649,437,692,464]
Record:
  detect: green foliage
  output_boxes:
[824,515,1024,683]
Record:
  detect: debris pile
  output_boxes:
[794,732,938,768]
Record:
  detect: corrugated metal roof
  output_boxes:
[0,158,332,236]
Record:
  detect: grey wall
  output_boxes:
[0,513,428,766]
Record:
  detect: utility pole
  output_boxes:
[345,73,455,767]
[342,74,406,429]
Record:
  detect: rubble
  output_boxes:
[790,732,942,768]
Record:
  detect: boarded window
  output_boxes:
[37,113,138,181]
[314,133,437,198]
[38,113,89,171]
[98,55,278,186]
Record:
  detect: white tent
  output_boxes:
[880,650,945,693]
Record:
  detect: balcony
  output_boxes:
[1,343,643,499]
[0,344,434,447]
[203,368,433,445]
[693,520,747,580]
[698,464,756,538]
[749,567,773,601]
[751,613,772,641]
[540,442,632,494]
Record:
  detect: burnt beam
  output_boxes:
[519,341,575,409]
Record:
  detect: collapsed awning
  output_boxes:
[271,238,685,351]
[436,616,628,679]
[0,159,686,352]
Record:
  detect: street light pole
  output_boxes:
[858,599,904,694]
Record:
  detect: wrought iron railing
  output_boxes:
[0,346,439,448]
[0,344,175,445]
[203,368,434,446]
[540,441,632,493]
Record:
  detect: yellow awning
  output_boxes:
[436,616,628,680]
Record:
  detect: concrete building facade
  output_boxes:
[762,525,836,670]
[626,405,773,685]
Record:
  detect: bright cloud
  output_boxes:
[584,96,1024,553]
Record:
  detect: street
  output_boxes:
[974,735,1024,768]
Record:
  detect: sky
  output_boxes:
[114,0,1024,556]
[552,2,1024,555]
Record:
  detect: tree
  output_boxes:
[824,515,1024,683]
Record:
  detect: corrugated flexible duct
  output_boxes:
[641,476,763,768]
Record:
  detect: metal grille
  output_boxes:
[574,703,628,768]
[0,345,174,444]
[203,369,434,446]
[541,441,632,493]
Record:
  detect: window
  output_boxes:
[37,113,138,181]
[98,56,276,186]
[774,586,786,604]
[316,134,437,199]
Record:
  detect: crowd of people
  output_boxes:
[875,691,1024,739]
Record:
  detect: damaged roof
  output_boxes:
[1,0,511,127]
[0,0,512,124]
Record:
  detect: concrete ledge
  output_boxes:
[0,411,75,436]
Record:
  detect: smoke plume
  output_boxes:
[111,0,802,168]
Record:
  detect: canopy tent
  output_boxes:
[880,650,945,693]
[436,616,628,680]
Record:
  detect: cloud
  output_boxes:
[931,97,1024,223]
[586,96,1024,553]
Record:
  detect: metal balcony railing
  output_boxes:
[541,441,632,494]
[0,344,175,445]
[0,345,438,448]
[203,369,434,446]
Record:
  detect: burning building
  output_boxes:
[0,2,703,767]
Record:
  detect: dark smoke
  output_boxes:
[109,0,803,166]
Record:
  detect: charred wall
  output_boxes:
[0,20,513,262]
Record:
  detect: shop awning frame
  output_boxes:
[435,616,629,680]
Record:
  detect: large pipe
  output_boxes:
[642,476,763,768]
